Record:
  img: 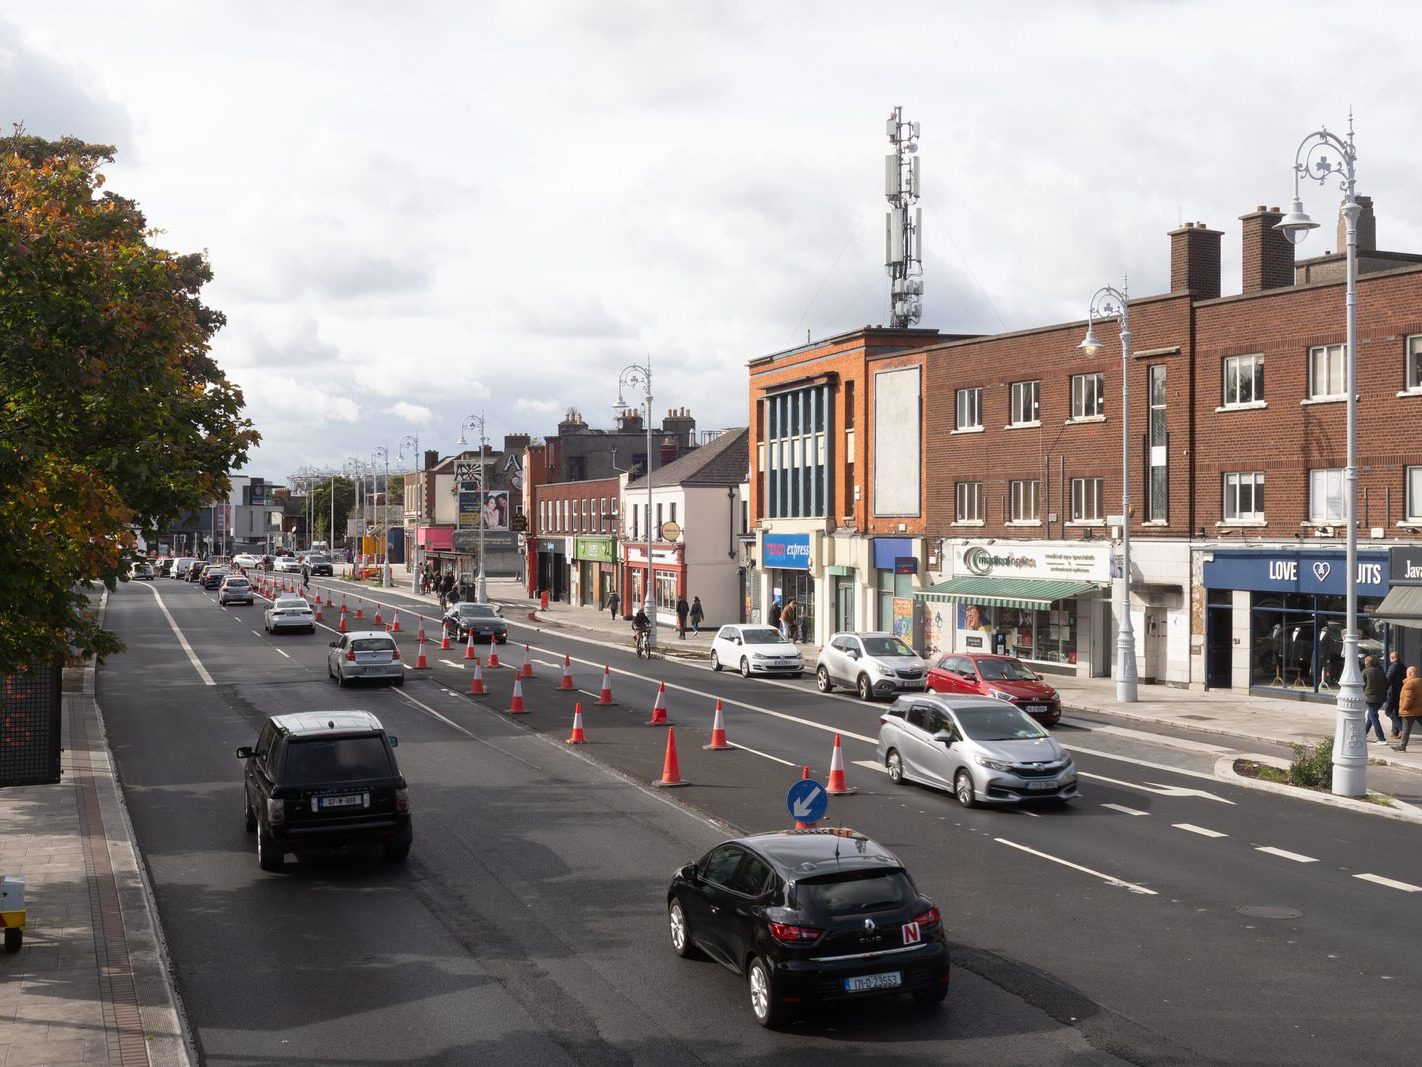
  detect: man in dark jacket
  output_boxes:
[1363,655,1389,743]
[1385,650,1407,739]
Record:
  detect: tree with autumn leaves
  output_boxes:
[0,131,257,673]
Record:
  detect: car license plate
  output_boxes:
[844,971,902,993]
[316,793,367,810]
[1025,704,1047,713]
[1025,779,1057,792]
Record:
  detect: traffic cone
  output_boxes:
[507,675,527,714]
[795,765,817,828]
[325,589,334,606]
[338,607,348,633]
[373,605,384,628]
[596,666,615,705]
[653,728,689,787]
[389,609,401,633]
[826,734,857,795]
[469,658,486,695]
[415,635,429,668]
[416,620,426,645]
[314,601,325,623]
[520,644,534,678]
[439,622,451,651]
[558,654,575,691]
[704,699,732,750]
[355,599,365,620]
[565,703,588,744]
[464,632,476,660]
[488,645,501,668]
[647,681,669,725]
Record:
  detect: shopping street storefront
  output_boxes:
[573,535,616,610]
[762,532,816,642]
[1373,545,1422,670]
[622,543,684,627]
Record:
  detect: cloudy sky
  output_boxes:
[10,1,1420,482]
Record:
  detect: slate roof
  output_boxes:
[627,428,748,490]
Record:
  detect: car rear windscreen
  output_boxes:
[795,869,913,915]
[351,638,395,652]
[284,737,394,782]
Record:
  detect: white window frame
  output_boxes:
[1308,343,1346,401]
[1223,353,1265,408]
[955,387,983,431]
[954,481,983,524]
[1069,373,1105,420]
[1406,335,1422,395]
[1009,479,1040,523]
[1070,477,1103,523]
[1309,468,1345,523]
[1406,466,1422,522]
[1009,380,1040,427]
[1223,472,1265,523]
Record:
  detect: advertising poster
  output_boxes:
[481,490,510,531]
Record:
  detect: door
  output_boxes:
[684,845,744,967]
[902,705,948,787]
[1206,604,1233,690]
[835,577,855,633]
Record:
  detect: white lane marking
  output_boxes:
[1059,718,1233,754]
[995,837,1157,896]
[853,759,887,774]
[1078,770,1235,805]
[275,649,290,659]
[727,742,796,767]
[1354,873,1422,893]
[1255,846,1318,864]
[1173,823,1228,839]
[1065,744,1235,789]
[439,659,466,669]
[139,584,215,686]
[1102,803,1150,816]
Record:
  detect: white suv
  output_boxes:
[816,632,927,701]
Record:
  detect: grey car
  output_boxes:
[218,575,254,605]
[875,693,1078,808]
[327,631,404,687]
[816,631,926,701]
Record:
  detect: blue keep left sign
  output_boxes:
[786,777,828,824]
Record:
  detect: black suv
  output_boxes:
[667,828,949,1026]
[236,711,412,872]
[306,554,334,577]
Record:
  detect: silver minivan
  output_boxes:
[875,693,1077,808]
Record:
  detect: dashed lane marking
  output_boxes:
[275,649,290,659]
[1173,823,1228,838]
[727,742,796,767]
[1102,803,1149,816]
[853,759,886,774]
[995,837,1157,896]
[1255,846,1318,864]
[1354,873,1422,892]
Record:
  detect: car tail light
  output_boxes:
[391,647,401,661]
[265,797,286,824]
[345,648,356,661]
[913,906,941,930]
[768,922,822,944]
[395,787,409,813]
[879,716,889,725]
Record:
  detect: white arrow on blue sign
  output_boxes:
[786,778,828,823]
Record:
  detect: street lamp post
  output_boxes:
[373,446,390,588]
[616,362,656,650]
[1276,115,1365,797]
[1079,282,1139,703]
[458,414,489,603]
[399,433,420,594]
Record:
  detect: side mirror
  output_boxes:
[329,640,340,648]
[1035,673,1045,681]
[235,746,254,759]
[932,730,955,745]
[679,863,700,884]
[387,736,399,748]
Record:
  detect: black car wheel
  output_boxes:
[257,823,284,872]
[243,793,257,833]
[710,651,721,672]
[913,984,948,1007]
[816,666,833,693]
[667,898,699,959]
[954,769,978,809]
[383,837,411,863]
[334,666,345,688]
[748,956,784,1028]
[886,749,905,785]
[740,658,752,679]
[392,675,405,688]
[856,674,874,701]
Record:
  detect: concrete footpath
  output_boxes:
[3,569,1415,1065]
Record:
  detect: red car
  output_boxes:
[925,653,1062,725]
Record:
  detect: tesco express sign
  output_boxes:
[763,533,812,570]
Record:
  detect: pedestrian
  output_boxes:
[1363,655,1389,743]
[440,571,455,611]
[675,594,690,639]
[608,590,621,619]
[300,562,310,590]
[689,595,704,635]
[780,599,798,641]
[1395,666,1422,751]
[1386,650,1406,739]
[768,599,782,631]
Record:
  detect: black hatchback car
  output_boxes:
[236,711,412,872]
[667,828,949,1026]
[442,601,509,643]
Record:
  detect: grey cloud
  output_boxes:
[0,20,134,152]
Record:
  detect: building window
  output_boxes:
[670,501,677,526]
[844,380,856,430]
[1070,477,1103,522]
[764,385,831,519]
[655,503,663,533]
[1407,335,1422,393]
[1009,381,1040,426]
[1223,353,1264,406]
[955,482,983,523]
[1309,343,1346,400]
[1309,468,1345,522]
[955,387,982,430]
[1070,373,1105,419]
[1224,472,1265,522]
[1147,364,1167,522]
[1407,467,1422,522]
[1010,479,1040,523]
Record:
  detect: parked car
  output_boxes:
[815,632,926,701]
[327,631,404,687]
[924,653,1062,725]
[236,710,412,871]
[306,554,334,577]
[666,828,949,1026]
[709,625,803,678]
[233,553,260,569]
[129,561,155,581]
[876,693,1078,808]
[442,602,508,643]
[218,575,254,606]
[172,557,195,579]
[265,594,316,634]
[201,566,230,591]
[273,556,303,574]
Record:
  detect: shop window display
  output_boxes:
[958,602,1079,665]
[1250,593,1385,692]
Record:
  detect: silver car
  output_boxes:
[265,594,315,634]
[875,693,1077,808]
[328,631,404,687]
[816,631,927,701]
[218,575,254,606]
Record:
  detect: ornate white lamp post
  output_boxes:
[616,362,656,649]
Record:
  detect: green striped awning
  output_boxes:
[914,576,1102,610]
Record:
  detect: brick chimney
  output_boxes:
[1338,194,1376,253]
[660,439,678,466]
[1168,222,1221,299]
[1239,206,1294,293]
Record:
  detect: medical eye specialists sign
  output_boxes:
[763,533,812,570]
[1202,550,1387,596]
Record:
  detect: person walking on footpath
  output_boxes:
[780,599,798,641]
[675,595,690,639]
[1395,666,1422,751]
[689,595,704,635]
[1386,650,1407,739]
[1363,655,1389,744]
[768,599,782,632]
[608,590,620,620]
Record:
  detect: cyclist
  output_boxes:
[632,606,651,656]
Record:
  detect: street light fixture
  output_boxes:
[458,414,488,604]
[373,446,390,588]
[1276,115,1365,797]
[1079,281,1139,703]
[616,361,656,650]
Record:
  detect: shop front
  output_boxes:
[872,538,920,633]
[417,526,456,584]
[1201,547,1389,700]
[762,532,816,643]
[573,535,616,610]
[1366,546,1422,671]
[623,543,685,628]
[536,536,570,602]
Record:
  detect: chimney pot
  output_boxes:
[1169,221,1222,299]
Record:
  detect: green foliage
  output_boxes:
[1288,738,1334,790]
[308,478,356,544]
[0,128,258,671]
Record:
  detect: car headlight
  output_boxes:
[753,653,770,661]
[974,755,1015,772]
[988,689,1015,703]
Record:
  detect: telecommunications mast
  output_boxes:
[884,107,923,328]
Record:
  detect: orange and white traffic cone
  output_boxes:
[795,764,817,828]
[469,658,486,696]
[325,589,334,607]
[314,601,325,623]
[416,620,426,645]
[520,644,534,678]
[704,699,732,750]
[439,622,451,651]
[355,599,365,620]
[596,666,615,705]
[464,632,476,660]
[507,675,526,714]
[487,645,501,668]
[389,609,401,633]
[373,605,384,628]
[338,607,348,633]
[647,681,669,726]
[826,733,857,795]
[653,727,689,787]
[565,703,588,744]
[558,655,575,691]
[415,635,429,669]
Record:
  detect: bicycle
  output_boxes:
[634,627,650,658]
